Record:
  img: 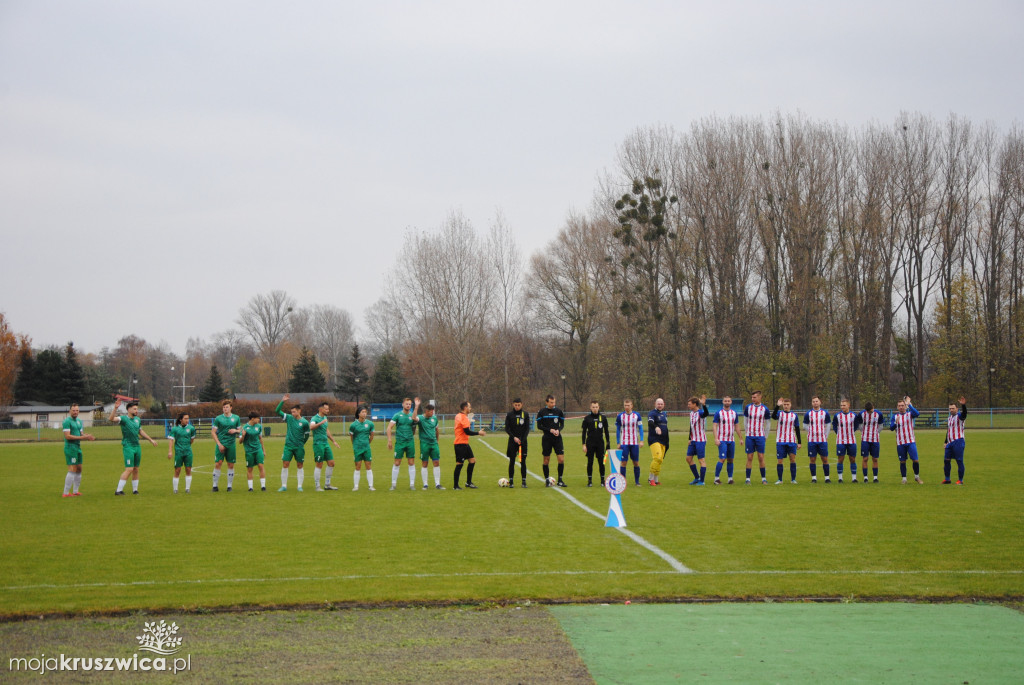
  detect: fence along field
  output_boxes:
[0,428,1021,616]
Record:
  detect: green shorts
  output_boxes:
[215,443,237,464]
[313,443,334,463]
[173,452,194,468]
[394,440,415,460]
[245,450,265,468]
[282,444,305,463]
[122,445,141,468]
[353,448,372,462]
[419,443,440,462]
[64,445,83,466]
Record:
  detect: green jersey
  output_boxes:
[62,416,83,447]
[310,414,331,445]
[170,423,197,456]
[212,413,241,446]
[118,414,141,446]
[390,410,416,442]
[417,415,439,446]
[276,401,310,447]
[241,423,263,454]
[349,419,374,451]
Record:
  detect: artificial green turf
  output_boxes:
[552,602,1024,684]
[0,431,1021,616]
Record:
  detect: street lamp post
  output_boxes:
[354,377,361,409]
[989,365,995,408]
[170,363,191,404]
[560,372,567,410]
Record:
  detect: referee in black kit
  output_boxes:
[504,398,530,488]
[536,394,566,487]
[581,399,610,487]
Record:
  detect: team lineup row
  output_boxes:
[56,391,970,497]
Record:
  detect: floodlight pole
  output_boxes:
[560,372,567,411]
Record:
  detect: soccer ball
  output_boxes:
[498,477,509,488]
[546,476,557,486]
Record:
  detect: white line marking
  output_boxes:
[3,569,1020,592]
[477,439,692,573]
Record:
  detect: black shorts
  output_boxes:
[454,444,474,463]
[585,445,605,460]
[506,438,528,459]
[542,433,564,457]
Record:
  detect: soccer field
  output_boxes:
[0,431,1022,617]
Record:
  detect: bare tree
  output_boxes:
[308,304,354,389]
[488,210,523,407]
[236,290,296,355]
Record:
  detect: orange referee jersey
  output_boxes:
[454,413,471,445]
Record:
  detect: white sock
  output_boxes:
[226,470,234,488]
[421,466,428,486]
[260,477,266,488]
[314,466,321,486]
[281,467,289,487]
[173,477,179,492]
[185,475,192,491]
[131,479,139,492]
[73,472,81,493]
[116,479,126,493]
[433,465,441,486]
[353,470,361,489]
[64,473,74,494]
[408,464,416,487]
[367,470,374,487]
[325,465,333,485]
[248,479,253,489]
[212,470,220,488]
[297,470,304,488]
[391,465,399,487]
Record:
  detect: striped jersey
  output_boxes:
[856,409,884,443]
[890,405,919,446]
[803,408,831,443]
[616,411,644,445]
[832,411,857,445]
[743,403,770,437]
[713,409,738,442]
[775,411,799,444]
[946,408,966,443]
[689,405,709,443]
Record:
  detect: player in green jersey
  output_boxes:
[108,400,158,495]
[387,397,420,490]
[61,402,95,497]
[349,405,375,491]
[309,401,342,491]
[413,401,444,490]
[211,400,242,492]
[166,412,197,493]
[239,411,267,491]
[276,394,311,492]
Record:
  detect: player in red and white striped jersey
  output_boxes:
[743,391,770,484]
[712,396,739,485]
[803,396,832,483]
[855,402,884,482]
[772,398,802,484]
[685,395,709,485]
[889,396,922,484]
[831,399,858,483]
[943,396,968,484]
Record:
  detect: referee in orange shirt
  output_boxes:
[453,401,487,490]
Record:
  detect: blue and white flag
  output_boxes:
[604,449,627,527]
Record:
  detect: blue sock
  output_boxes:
[809,463,817,477]
[746,468,752,479]
[823,463,830,477]
[620,464,626,477]
[944,460,951,479]
[759,467,766,479]
[851,463,857,476]
[727,462,734,478]
[777,463,784,480]
[633,465,640,484]
[699,466,706,482]
[899,461,907,478]
[957,458,964,480]
[873,467,878,477]
[689,464,699,478]
[790,463,797,480]
[837,463,844,475]
[715,462,724,477]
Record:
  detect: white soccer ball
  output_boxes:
[498,477,509,488]
[546,476,557,486]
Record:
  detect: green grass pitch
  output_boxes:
[0,430,1021,617]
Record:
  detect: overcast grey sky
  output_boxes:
[1,0,1021,356]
